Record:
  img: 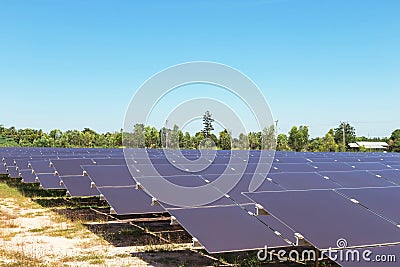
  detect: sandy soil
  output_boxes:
[0,197,150,266]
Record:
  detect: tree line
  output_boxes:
[1,120,400,152]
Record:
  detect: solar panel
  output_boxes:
[200,173,284,205]
[7,166,20,178]
[82,165,135,187]
[36,173,65,189]
[92,158,127,165]
[370,169,400,185]
[274,157,310,163]
[135,174,234,208]
[318,170,395,188]
[19,169,38,183]
[310,162,355,171]
[60,175,100,197]
[29,160,54,174]
[0,164,7,175]
[270,163,317,173]
[50,158,94,176]
[166,205,289,253]
[337,187,400,224]
[346,162,391,171]
[266,172,341,190]
[97,186,165,215]
[244,190,400,250]
[14,159,31,170]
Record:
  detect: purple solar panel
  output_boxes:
[98,186,165,215]
[92,158,127,165]
[337,187,400,224]
[19,170,38,183]
[200,173,284,205]
[310,162,355,171]
[274,157,310,163]
[347,162,391,171]
[0,164,7,174]
[136,174,234,208]
[266,172,341,190]
[270,163,318,173]
[82,165,135,187]
[60,175,99,197]
[167,205,289,253]
[318,171,395,188]
[51,158,94,176]
[244,190,400,250]
[29,160,54,174]
[7,166,20,178]
[37,173,65,189]
[370,169,400,185]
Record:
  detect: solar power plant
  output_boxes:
[3,148,400,265]
[318,170,396,188]
[19,169,38,183]
[337,187,400,224]
[244,190,400,250]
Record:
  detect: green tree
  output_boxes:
[261,125,276,150]
[321,129,338,152]
[145,126,160,148]
[201,111,214,138]
[248,132,261,150]
[219,129,232,150]
[132,123,145,148]
[388,129,400,152]
[288,126,309,152]
[334,122,356,150]
[276,134,291,151]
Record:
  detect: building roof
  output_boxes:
[349,142,388,149]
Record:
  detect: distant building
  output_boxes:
[348,142,388,150]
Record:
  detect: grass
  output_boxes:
[0,246,59,267]
[61,254,106,265]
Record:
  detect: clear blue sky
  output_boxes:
[0,0,399,137]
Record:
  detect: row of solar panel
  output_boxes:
[1,148,400,267]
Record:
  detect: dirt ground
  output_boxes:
[0,181,216,267]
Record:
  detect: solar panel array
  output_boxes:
[1,147,400,265]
